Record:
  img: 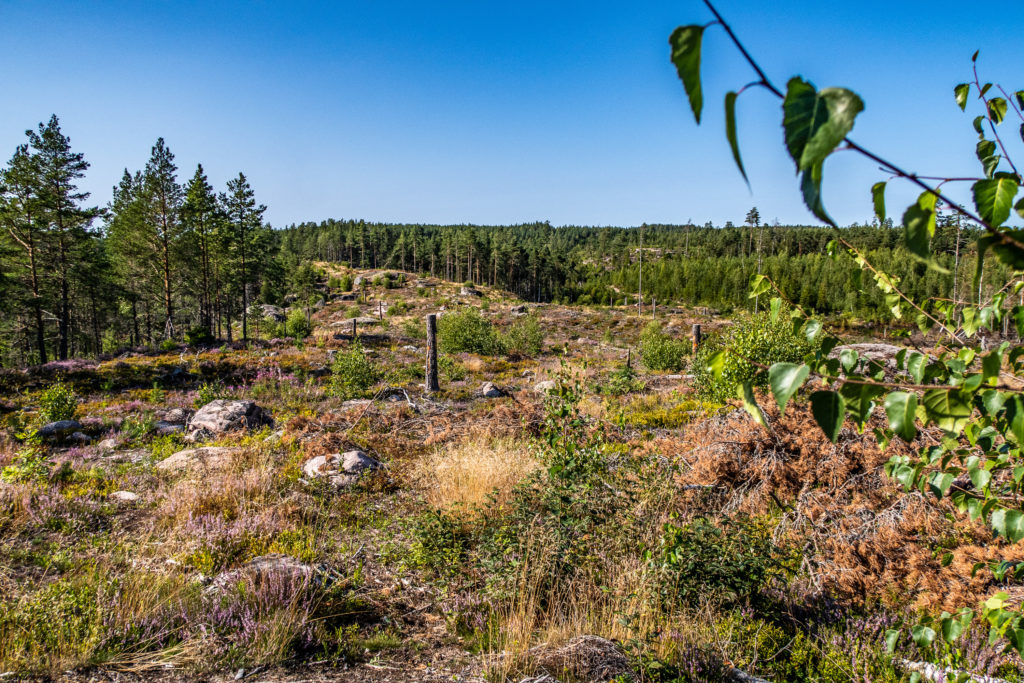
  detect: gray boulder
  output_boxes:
[460,286,481,297]
[302,450,382,487]
[206,554,329,594]
[185,399,273,442]
[38,420,83,442]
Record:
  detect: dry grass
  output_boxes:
[414,429,538,516]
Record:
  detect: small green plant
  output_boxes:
[285,309,312,339]
[159,339,177,352]
[195,380,228,408]
[331,343,381,399]
[598,364,645,396]
[340,274,354,292]
[39,380,78,423]
[1,432,50,483]
[438,354,466,381]
[437,308,501,355]
[501,314,544,358]
[344,305,362,319]
[639,322,689,372]
[386,300,409,316]
[148,381,165,404]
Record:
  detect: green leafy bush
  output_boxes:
[339,274,354,292]
[285,309,312,339]
[331,343,380,399]
[651,515,784,605]
[159,339,177,352]
[437,308,501,355]
[39,380,77,423]
[596,364,645,396]
[344,305,362,319]
[501,315,544,358]
[639,322,690,372]
[438,354,466,381]
[692,313,817,402]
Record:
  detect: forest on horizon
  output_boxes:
[0,115,1008,369]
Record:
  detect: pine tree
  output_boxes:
[182,164,221,336]
[0,144,48,363]
[222,173,266,341]
[28,115,97,359]
[143,138,184,339]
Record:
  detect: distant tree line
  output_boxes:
[278,212,1003,321]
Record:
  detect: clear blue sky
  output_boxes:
[2,1,1023,228]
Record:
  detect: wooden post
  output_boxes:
[425,314,439,392]
[352,318,357,339]
[652,298,656,317]
[692,323,702,353]
[626,348,631,369]
[378,300,383,320]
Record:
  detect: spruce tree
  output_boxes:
[222,172,266,341]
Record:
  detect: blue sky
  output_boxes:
[2,1,1023,228]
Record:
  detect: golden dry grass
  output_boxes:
[414,429,538,515]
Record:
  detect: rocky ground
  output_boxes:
[1,268,1021,682]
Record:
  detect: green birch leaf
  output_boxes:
[739,382,767,428]
[922,388,974,434]
[903,192,947,271]
[768,362,809,413]
[810,390,845,442]
[782,77,864,172]
[669,26,704,124]
[801,161,834,226]
[972,175,1019,227]
[724,91,748,185]
[871,181,886,223]
[989,97,1008,124]
[885,391,918,441]
[954,83,970,111]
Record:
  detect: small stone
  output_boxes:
[534,380,557,393]
[185,399,272,442]
[97,438,118,451]
[480,382,504,398]
[108,490,139,503]
[69,431,92,444]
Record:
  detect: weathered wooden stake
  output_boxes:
[352,319,357,338]
[425,313,439,392]
[692,323,702,353]
[378,300,383,320]
[626,348,631,369]
[652,298,656,317]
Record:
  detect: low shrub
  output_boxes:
[639,322,689,372]
[692,313,819,402]
[285,309,312,339]
[344,305,362,319]
[438,309,501,355]
[651,515,786,606]
[195,380,228,408]
[331,343,380,399]
[502,315,544,358]
[386,300,409,316]
[39,380,77,423]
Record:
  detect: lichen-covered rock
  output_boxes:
[185,399,272,442]
[302,450,382,487]
[108,490,139,503]
[160,407,192,424]
[534,380,557,394]
[157,446,234,473]
[206,554,330,594]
